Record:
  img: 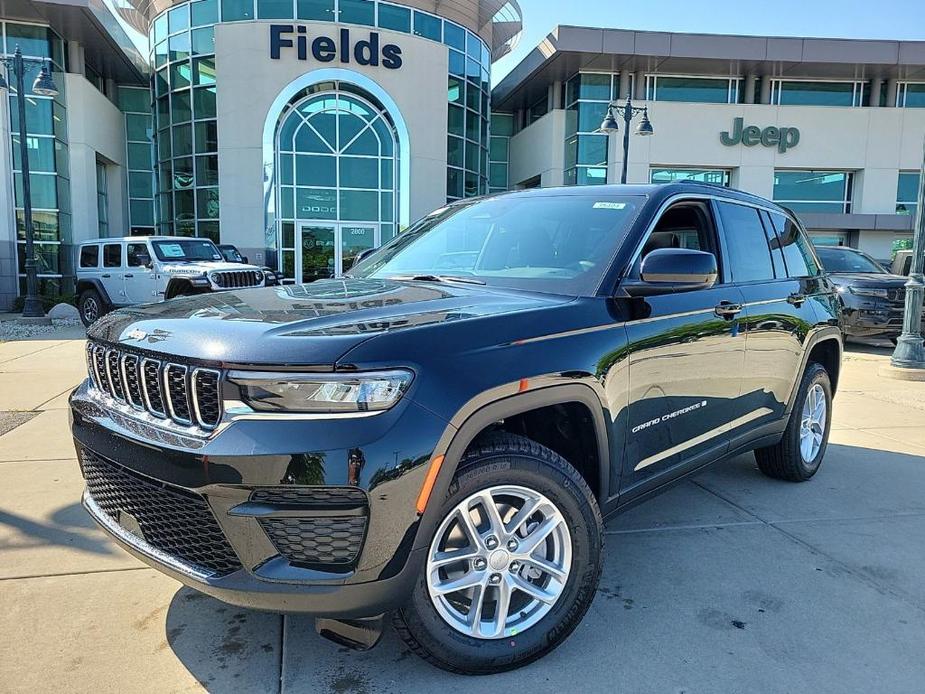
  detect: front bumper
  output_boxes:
[70,380,449,617]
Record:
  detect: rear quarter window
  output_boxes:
[79,245,99,268]
[769,213,820,277]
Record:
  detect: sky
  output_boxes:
[491,0,925,85]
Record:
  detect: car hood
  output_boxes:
[826,272,909,288]
[88,278,573,366]
[161,261,264,274]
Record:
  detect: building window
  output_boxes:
[646,75,739,104]
[896,82,925,108]
[564,73,621,186]
[771,80,866,107]
[96,161,109,237]
[489,113,512,193]
[773,170,854,214]
[651,168,730,186]
[528,94,548,125]
[897,172,920,216]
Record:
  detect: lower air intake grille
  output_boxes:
[79,449,242,576]
[260,516,367,570]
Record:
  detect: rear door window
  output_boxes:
[768,213,820,278]
[716,201,775,283]
[79,245,100,268]
[103,243,123,268]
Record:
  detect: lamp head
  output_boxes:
[32,62,59,97]
[597,106,620,134]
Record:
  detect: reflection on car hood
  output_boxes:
[87,278,571,365]
[827,272,909,287]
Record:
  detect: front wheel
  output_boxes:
[393,433,603,674]
[755,362,832,481]
[78,289,106,327]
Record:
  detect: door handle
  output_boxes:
[124,274,134,278]
[101,273,111,278]
[714,301,743,319]
[787,293,807,306]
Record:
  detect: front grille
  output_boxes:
[250,487,368,506]
[260,517,367,570]
[86,341,221,431]
[888,288,906,303]
[212,270,261,289]
[79,448,242,576]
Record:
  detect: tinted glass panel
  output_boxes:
[905,83,925,108]
[773,171,851,213]
[651,168,730,186]
[378,3,411,32]
[653,77,730,103]
[256,0,292,18]
[717,201,774,282]
[79,245,99,268]
[413,11,441,41]
[297,0,333,19]
[777,81,855,106]
[897,172,920,215]
[221,0,254,21]
[339,0,374,25]
[769,213,819,277]
[103,243,122,267]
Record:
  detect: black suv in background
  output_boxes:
[71,183,842,674]
[815,245,921,341]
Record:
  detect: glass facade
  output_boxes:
[897,172,920,216]
[771,80,867,107]
[149,0,491,239]
[773,170,854,213]
[896,82,925,108]
[3,22,71,297]
[646,75,739,103]
[96,161,109,237]
[488,112,512,193]
[564,73,621,186]
[650,168,730,186]
[119,86,157,235]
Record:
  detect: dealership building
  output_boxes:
[1,1,924,309]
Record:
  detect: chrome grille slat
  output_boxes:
[105,349,126,402]
[85,342,220,433]
[164,364,192,424]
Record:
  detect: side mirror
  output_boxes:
[352,247,377,269]
[242,256,249,264]
[623,248,718,297]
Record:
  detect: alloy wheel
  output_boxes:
[800,383,827,463]
[83,297,99,323]
[426,485,572,640]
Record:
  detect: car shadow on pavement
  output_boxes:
[163,444,925,693]
[0,502,118,557]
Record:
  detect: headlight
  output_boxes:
[848,287,889,298]
[228,370,413,413]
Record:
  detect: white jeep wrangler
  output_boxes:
[75,236,266,326]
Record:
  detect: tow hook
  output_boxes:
[315,615,385,651]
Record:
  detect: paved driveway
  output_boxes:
[1,331,924,693]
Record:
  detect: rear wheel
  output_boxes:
[393,433,603,674]
[78,289,106,327]
[755,362,832,482]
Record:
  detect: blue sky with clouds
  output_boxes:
[492,0,925,84]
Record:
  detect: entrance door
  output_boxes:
[298,223,378,282]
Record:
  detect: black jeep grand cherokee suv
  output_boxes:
[71,183,842,674]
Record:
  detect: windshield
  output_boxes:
[351,194,643,295]
[219,245,244,263]
[816,247,886,274]
[151,239,223,262]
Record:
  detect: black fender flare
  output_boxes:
[411,381,612,553]
[785,326,843,414]
[75,278,113,307]
[164,277,208,300]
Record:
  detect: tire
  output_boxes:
[78,289,106,327]
[393,433,603,675]
[755,362,832,482]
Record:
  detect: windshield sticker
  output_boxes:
[159,243,185,258]
[593,202,627,210]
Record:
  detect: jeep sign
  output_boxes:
[720,117,800,153]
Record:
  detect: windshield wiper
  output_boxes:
[385,274,486,286]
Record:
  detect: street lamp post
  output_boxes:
[596,99,654,184]
[890,135,925,370]
[0,46,60,319]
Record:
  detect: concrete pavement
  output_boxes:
[1,332,924,693]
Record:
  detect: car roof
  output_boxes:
[77,236,205,245]
[482,182,789,213]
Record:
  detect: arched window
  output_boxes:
[275,85,399,282]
